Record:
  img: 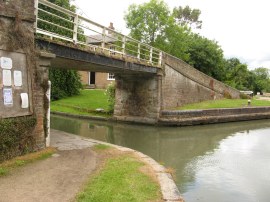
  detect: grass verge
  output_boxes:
[51,90,112,118]
[0,147,56,177]
[177,98,270,110]
[76,149,161,202]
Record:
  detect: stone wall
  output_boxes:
[162,54,240,109]
[160,107,270,126]
[0,0,51,161]
[114,74,161,124]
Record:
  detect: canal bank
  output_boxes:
[0,129,183,202]
[51,129,184,202]
[52,106,270,126]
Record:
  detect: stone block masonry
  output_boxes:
[114,74,162,124]
[160,107,270,126]
[162,54,240,109]
[0,0,54,161]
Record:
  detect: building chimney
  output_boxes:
[108,22,115,35]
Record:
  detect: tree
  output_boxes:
[252,67,270,93]
[38,0,83,100]
[187,34,225,81]
[173,5,202,29]
[124,0,170,45]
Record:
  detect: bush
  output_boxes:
[240,93,251,99]
[223,91,232,99]
[0,116,37,163]
[49,68,82,100]
[105,82,116,113]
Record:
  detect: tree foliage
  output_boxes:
[187,34,225,81]
[124,0,170,45]
[49,68,82,100]
[173,5,202,29]
[124,0,270,94]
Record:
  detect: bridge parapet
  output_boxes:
[34,0,163,68]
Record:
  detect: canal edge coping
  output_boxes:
[68,134,184,202]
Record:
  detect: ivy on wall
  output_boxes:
[0,116,37,163]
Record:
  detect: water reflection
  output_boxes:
[51,115,270,202]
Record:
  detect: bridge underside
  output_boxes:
[36,39,158,75]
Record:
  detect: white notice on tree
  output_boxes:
[3,88,13,105]
[3,70,12,86]
[14,70,22,87]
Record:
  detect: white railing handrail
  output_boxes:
[34,0,163,67]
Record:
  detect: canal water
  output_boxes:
[51,115,270,202]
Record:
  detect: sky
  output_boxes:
[72,0,270,70]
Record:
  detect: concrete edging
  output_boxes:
[160,107,270,126]
[56,132,184,202]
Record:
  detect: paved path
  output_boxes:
[0,130,98,202]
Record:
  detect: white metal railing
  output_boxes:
[34,0,163,67]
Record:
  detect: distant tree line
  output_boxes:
[125,0,270,94]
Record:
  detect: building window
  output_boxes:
[109,46,115,55]
[107,73,115,80]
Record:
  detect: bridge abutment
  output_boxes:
[114,74,162,124]
[0,0,55,162]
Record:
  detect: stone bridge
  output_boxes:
[0,0,240,151]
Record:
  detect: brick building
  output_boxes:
[79,71,115,89]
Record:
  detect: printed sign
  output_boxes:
[0,57,12,69]
[3,70,12,86]
[14,70,22,87]
[3,88,13,105]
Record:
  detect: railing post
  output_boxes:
[73,14,79,44]
[122,36,126,55]
[102,27,106,49]
[137,43,141,60]
[158,51,163,67]
[149,47,153,64]
[34,0,39,32]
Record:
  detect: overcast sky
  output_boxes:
[73,0,270,70]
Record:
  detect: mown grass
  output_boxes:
[0,147,56,177]
[94,144,112,151]
[76,155,161,202]
[177,98,270,110]
[51,90,112,117]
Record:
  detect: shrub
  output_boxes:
[0,116,37,163]
[240,93,251,99]
[105,82,116,113]
[223,91,232,99]
[49,68,82,100]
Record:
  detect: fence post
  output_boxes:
[137,43,141,60]
[149,47,153,64]
[102,27,106,49]
[122,36,126,55]
[34,0,39,32]
[158,51,163,67]
[73,14,79,43]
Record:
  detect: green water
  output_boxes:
[51,115,270,202]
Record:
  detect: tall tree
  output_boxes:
[252,67,270,93]
[124,0,170,45]
[187,34,225,81]
[173,5,202,29]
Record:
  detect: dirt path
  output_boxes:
[0,130,98,202]
[257,96,270,101]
